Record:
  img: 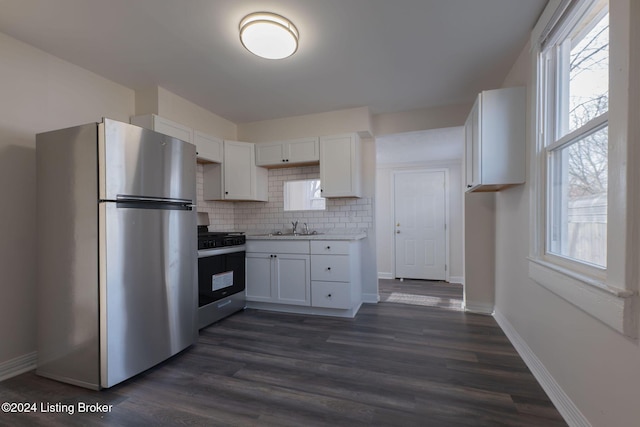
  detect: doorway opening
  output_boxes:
[378,278,463,311]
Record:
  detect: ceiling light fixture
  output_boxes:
[239,12,299,60]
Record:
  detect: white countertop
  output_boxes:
[245,231,366,241]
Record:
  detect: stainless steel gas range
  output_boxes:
[197,215,246,329]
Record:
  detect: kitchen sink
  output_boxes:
[253,231,324,237]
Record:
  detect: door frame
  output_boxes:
[391,168,450,282]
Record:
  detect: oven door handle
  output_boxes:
[198,245,246,258]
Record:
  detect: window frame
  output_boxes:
[529,0,637,337]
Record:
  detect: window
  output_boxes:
[283,179,326,211]
[541,0,609,270]
[530,0,638,337]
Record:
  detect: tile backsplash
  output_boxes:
[196,164,373,233]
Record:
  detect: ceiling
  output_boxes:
[0,0,547,124]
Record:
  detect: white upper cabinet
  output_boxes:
[131,114,225,163]
[319,133,362,198]
[130,114,193,143]
[464,86,526,192]
[193,131,223,163]
[203,140,268,201]
[255,137,320,167]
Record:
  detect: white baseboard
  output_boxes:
[0,352,37,382]
[493,310,590,427]
[362,293,380,303]
[463,301,494,315]
[377,272,393,280]
[448,276,464,284]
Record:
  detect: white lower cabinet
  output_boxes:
[311,281,351,309]
[246,241,310,306]
[246,239,362,317]
[310,240,360,311]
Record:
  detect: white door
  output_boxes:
[394,170,447,280]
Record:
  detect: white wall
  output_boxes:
[375,128,464,282]
[464,192,495,312]
[157,87,237,140]
[238,107,372,142]
[0,32,135,368]
[373,104,471,137]
[494,0,640,425]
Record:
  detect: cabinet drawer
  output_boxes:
[312,281,351,309]
[310,240,350,255]
[311,255,349,281]
[246,240,309,254]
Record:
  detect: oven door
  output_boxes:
[198,246,246,307]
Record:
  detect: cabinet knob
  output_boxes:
[467,185,472,188]
[282,159,286,162]
[327,267,331,271]
[396,230,400,234]
[327,294,332,298]
[225,191,229,194]
[326,246,331,250]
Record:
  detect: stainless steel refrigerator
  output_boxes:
[36,118,198,390]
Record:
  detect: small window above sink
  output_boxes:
[284,179,326,211]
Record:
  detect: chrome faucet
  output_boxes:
[303,223,309,234]
[292,220,298,235]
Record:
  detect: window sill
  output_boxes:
[528,258,637,338]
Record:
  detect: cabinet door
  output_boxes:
[255,141,286,166]
[153,116,193,143]
[286,137,319,163]
[274,254,311,306]
[256,137,320,167]
[194,131,223,163]
[464,97,481,191]
[319,134,361,198]
[224,141,255,199]
[130,114,192,143]
[246,253,274,302]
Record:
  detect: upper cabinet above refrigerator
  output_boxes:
[464,86,526,192]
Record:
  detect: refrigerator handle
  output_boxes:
[115,195,192,204]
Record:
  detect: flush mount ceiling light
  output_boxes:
[239,12,299,60]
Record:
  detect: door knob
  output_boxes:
[396,223,400,227]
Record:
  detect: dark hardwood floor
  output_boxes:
[0,279,566,426]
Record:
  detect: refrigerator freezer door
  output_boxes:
[99,118,196,202]
[100,202,197,388]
